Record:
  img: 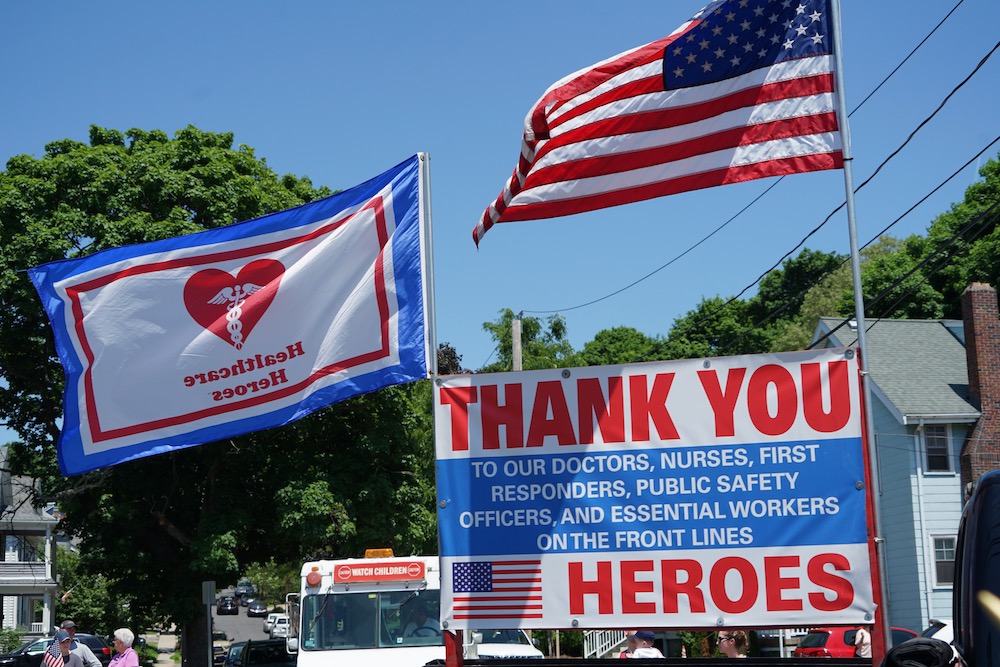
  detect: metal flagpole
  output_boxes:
[418,153,439,378]
[421,152,466,667]
[828,0,893,656]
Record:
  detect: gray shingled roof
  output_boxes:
[815,317,978,423]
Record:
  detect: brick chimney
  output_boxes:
[960,283,1000,496]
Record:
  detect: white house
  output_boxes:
[0,446,59,634]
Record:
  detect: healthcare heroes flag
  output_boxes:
[435,348,874,629]
[474,0,842,244]
[30,155,430,476]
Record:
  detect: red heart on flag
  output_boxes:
[183,259,285,349]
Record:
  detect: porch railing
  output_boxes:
[583,629,627,659]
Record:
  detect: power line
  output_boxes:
[717,134,1000,353]
[808,197,1000,350]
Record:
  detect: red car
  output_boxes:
[793,626,919,658]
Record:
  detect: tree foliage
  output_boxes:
[659,296,767,359]
[0,126,435,660]
[858,235,946,319]
[769,261,853,352]
[54,548,124,637]
[578,326,661,366]
[914,156,1000,317]
[436,342,466,374]
[748,248,847,325]
[243,558,299,608]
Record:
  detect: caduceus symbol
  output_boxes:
[208,283,265,349]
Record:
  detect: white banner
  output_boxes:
[434,347,874,630]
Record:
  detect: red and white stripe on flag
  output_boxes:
[43,643,63,667]
[474,0,843,245]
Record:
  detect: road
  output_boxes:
[212,602,277,645]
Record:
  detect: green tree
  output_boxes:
[676,630,713,658]
[918,154,1000,316]
[244,559,300,608]
[0,126,435,667]
[578,326,660,366]
[479,309,577,372]
[769,261,853,351]
[660,296,769,359]
[858,235,945,319]
[436,342,466,375]
[747,248,847,325]
[55,547,129,637]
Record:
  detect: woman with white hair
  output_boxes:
[109,629,139,667]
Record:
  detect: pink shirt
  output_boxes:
[109,648,138,667]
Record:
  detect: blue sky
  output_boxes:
[2,0,998,376]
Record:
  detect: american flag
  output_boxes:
[452,559,543,620]
[474,0,842,245]
[43,641,63,667]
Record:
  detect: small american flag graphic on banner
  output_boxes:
[452,559,543,619]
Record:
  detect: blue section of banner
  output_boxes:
[437,438,867,557]
[29,155,426,476]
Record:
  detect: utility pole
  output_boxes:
[512,314,522,371]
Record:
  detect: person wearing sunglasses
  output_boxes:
[619,631,638,659]
[718,630,748,658]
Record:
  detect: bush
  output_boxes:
[0,628,21,653]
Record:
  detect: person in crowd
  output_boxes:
[402,599,440,637]
[109,629,139,667]
[56,630,84,667]
[630,630,664,659]
[60,620,102,667]
[718,630,749,658]
[854,626,872,658]
[619,630,638,659]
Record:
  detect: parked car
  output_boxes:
[247,600,268,617]
[263,612,282,634]
[0,634,112,667]
[920,619,954,645]
[217,596,239,615]
[75,634,113,667]
[223,642,246,667]
[793,626,919,657]
[230,639,293,667]
[235,578,257,598]
[471,629,544,660]
[269,615,290,639]
[212,631,231,666]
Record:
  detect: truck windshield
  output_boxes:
[300,590,443,650]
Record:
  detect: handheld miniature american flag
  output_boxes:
[474,0,842,245]
[43,641,63,667]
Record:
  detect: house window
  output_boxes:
[924,424,952,472]
[933,536,956,586]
